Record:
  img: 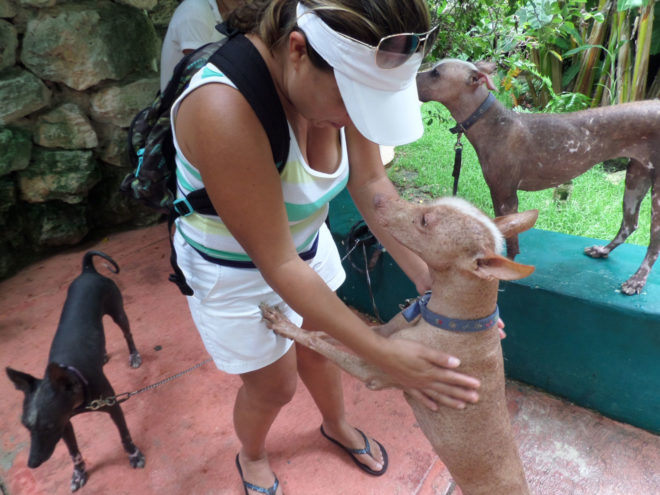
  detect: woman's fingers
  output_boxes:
[427,378,479,403]
[498,317,506,339]
[377,338,482,412]
[406,380,479,411]
[405,389,442,411]
[422,347,481,390]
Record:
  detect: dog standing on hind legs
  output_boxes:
[416,58,660,294]
[261,195,538,494]
[6,250,145,492]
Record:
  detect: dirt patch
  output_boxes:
[387,167,435,203]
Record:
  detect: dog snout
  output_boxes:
[28,453,46,468]
[416,72,431,103]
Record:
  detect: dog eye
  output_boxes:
[421,214,428,227]
[431,68,439,78]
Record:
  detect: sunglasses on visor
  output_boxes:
[344,24,440,69]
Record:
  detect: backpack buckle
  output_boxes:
[173,197,194,217]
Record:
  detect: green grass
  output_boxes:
[388,102,651,247]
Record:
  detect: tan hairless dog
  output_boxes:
[261,195,537,494]
[416,59,660,295]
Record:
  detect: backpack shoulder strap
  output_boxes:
[208,33,290,170]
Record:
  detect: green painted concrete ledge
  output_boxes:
[328,190,660,434]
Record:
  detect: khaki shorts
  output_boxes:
[173,223,345,374]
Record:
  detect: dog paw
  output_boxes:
[129,352,142,368]
[129,448,146,468]
[259,302,279,320]
[259,303,287,327]
[70,469,88,492]
[621,279,644,295]
[259,303,310,343]
[584,245,609,258]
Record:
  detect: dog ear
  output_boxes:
[470,65,497,91]
[473,250,535,281]
[6,367,38,394]
[46,363,77,391]
[475,60,497,74]
[493,209,538,238]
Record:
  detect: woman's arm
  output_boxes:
[345,124,432,294]
[175,85,479,409]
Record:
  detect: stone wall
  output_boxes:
[0,0,180,279]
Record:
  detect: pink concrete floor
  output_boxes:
[1,223,659,495]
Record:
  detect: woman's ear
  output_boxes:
[288,30,308,69]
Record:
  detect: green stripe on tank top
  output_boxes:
[176,168,195,193]
[176,150,202,182]
[284,176,348,221]
[201,66,224,79]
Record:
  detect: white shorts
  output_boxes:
[173,223,346,374]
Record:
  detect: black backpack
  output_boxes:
[120,26,289,295]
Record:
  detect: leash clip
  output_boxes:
[454,132,463,150]
[87,396,117,410]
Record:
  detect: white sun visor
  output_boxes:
[296,3,424,146]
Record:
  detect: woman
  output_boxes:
[171,1,481,493]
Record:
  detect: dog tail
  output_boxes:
[82,251,120,275]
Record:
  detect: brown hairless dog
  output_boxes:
[261,195,538,494]
[416,59,660,295]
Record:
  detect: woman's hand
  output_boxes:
[498,318,506,339]
[374,337,481,411]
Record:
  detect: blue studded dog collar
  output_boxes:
[402,292,499,332]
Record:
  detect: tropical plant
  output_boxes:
[512,0,658,105]
[426,0,660,110]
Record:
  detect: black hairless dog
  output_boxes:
[6,251,145,492]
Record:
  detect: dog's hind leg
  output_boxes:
[106,286,141,368]
[585,158,651,258]
[620,170,660,294]
[584,158,654,293]
[62,421,88,492]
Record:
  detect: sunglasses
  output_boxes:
[343,25,440,69]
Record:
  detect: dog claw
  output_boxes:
[70,469,88,492]
[584,245,610,258]
[129,352,142,368]
[621,280,644,295]
[129,448,146,468]
[260,303,306,341]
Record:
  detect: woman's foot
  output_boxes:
[320,422,388,475]
[235,453,283,495]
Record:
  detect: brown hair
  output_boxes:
[227,0,431,68]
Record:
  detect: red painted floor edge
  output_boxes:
[1,224,659,495]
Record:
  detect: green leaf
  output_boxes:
[617,0,648,11]
[563,43,609,57]
[548,49,563,61]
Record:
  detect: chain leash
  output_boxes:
[86,358,213,410]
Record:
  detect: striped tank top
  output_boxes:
[170,62,349,265]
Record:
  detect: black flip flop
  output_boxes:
[320,425,389,476]
[235,454,280,495]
